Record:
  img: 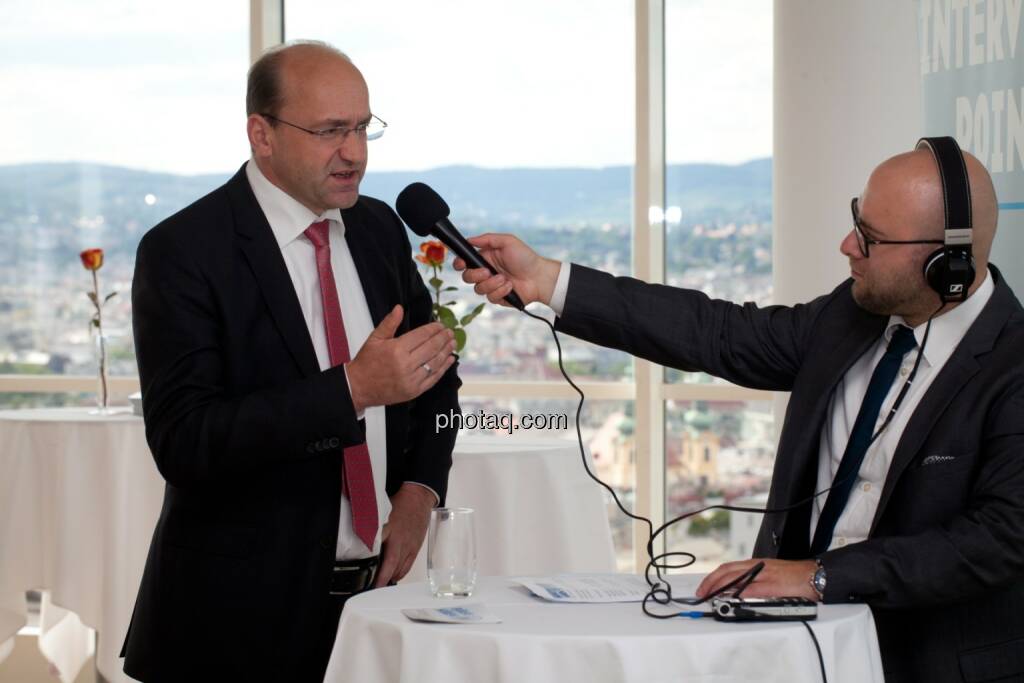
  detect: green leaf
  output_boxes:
[429,277,444,290]
[442,286,458,292]
[444,301,457,306]
[87,291,98,306]
[460,302,486,326]
[104,291,118,302]
[436,306,457,329]
[453,327,467,352]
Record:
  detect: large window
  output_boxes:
[663,0,774,568]
[2,1,775,574]
[0,0,249,406]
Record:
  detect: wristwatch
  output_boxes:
[810,559,827,601]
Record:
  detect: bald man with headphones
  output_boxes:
[457,138,1024,682]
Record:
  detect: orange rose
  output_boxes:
[80,248,104,271]
[415,240,447,267]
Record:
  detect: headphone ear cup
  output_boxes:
[924,247,977,299]
[923,247,947,295]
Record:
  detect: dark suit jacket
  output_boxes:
[120,165,460,682]
[556,263,1024,683]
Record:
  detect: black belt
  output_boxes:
[329,556,379,597]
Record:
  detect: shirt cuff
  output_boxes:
[403,481,440,506]
[342,364,365,421]
[549,261,571,316]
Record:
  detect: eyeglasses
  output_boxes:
[850,197,943,258]
[260,113,388,143]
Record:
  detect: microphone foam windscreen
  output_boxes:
[395,182,450,236]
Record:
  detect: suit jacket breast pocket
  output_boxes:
[910,450,978,479]
[897,450,978,524]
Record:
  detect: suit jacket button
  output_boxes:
[316,441,325,452]
[306,444,315,454]
[329,437,340,448]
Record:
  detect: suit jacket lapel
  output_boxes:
[341,204,394,328]
[226,166,320,377]
[770,295,884,556]
[871,273,1016,533]
[779,297,886,501]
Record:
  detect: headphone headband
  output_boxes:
[915,136,975,302]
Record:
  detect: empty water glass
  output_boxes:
[427,507,477,597]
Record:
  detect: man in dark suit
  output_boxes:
[456,147,1024,681]
[121,41,460,682]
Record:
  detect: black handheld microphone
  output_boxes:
[396,182,526,311]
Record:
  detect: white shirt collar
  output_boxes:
[885,266,994,367]
[245,158,344,249]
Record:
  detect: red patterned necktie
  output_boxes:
[304,220,379,551]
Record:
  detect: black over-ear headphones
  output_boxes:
[915,136,976,302]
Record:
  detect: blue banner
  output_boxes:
[920,0,1024,292]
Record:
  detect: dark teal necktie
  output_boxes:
[810,325,917,556]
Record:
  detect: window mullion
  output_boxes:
[633,0,666,574]
[251,0,284,64]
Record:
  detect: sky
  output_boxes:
[1,0,772,175]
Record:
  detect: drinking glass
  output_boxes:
[427,507,477,597]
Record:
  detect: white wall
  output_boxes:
[773,0,923,306]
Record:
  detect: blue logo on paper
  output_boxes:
[540,583,570,599]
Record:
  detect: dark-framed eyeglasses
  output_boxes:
[850,197,943,258]
[260,113,388,143]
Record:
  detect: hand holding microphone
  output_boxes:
[452,233,561,308]
[396,183,560,310]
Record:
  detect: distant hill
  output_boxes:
[0,158,770,227]
[0,159,771,284]
[362,159,771,227]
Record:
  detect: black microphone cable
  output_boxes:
[517,300,945,683]
[523,305,931,586]
[520,307,830,680]
[646,304,941,581]
[521,307,770,605]
[802,620,828,683]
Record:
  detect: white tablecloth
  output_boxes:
[402,435,615,582]
[0,407,162,683]
[327,575,885,683]
[0,413,614,682]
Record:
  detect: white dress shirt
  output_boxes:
[810,268,993,550]
[549,261,995,552]
[246,159,390,560]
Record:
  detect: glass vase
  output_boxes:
[90,326,113,415]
